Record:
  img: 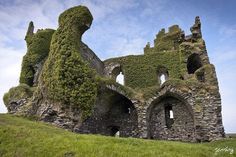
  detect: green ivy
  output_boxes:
[20,29,55,86]
[3,84,34,107]
[105,51,183,90]
[40,6,97,119]
[103,25,188,90]
[5,5,218,119]
[145,25,183,54]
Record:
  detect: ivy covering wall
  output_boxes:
[39,6,98,119]
[4,6,217,122]
[20,29,55,86]
[105,50,183,89]
[3,84,34,108]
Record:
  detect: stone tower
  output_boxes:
[4,6,224,142]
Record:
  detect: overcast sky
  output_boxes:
[0,0,235,133]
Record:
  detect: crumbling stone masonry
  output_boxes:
[3,6,224,142]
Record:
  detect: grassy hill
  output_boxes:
[0,114,235,157]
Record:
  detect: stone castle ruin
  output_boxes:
[3,6,225,142]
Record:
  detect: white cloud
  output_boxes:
[214,53,236,133]
[81,0,138,20]
[0,0,166,113]
[222,103,236,133]
[0,46,24,113]
[0,0,142,113]
[140,0,167,17]
[218,25,236,42]
[212,50,236,65]
[0,0,62,113]
[219,25,236,37]
[108,37,145,57]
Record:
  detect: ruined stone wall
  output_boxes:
[3,6,224,142]
[149,96,195,141]
[80,42,104,75]
[144,25,184,54]
[104,52,181,89]
[101,16,224,142]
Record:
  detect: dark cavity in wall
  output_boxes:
[77,88,138,137]
[187,53,202,74]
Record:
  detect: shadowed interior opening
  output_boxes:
[187,53,202,74]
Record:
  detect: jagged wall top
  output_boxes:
[190,16,202,40]
[25,21,34,39]
[144,25,184,54]
[104,16,213,90]
[144,16,202,54]
[20,21,55,86]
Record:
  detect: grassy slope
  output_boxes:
[0,114,235,157]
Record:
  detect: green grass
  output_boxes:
[0,114,235,157]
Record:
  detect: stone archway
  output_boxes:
[78,87,138,137]
[148,93,195,141]
[105,89,138,137]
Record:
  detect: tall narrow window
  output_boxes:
[157,66,168,85]
[116,72,124,85]
[169,110,174,119]
[165,105,174,128]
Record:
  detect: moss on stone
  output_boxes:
[162,78,218,96]
[141,86,159,99]
[20,29,55,86]
[194,103,202,112]
[195,64,217,85]
[40,6,96,119]
[3,84,34,106]
[144,25,183,54]
[98,77,135,99]
[58,5,93,39]
[104,26,206,92]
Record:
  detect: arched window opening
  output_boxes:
[115,131,120,137]
[116,72,124,85]
[110,126,120,137]
[100,88,138,138]
[187,53,202,74]
[128,107,131,114]
[165,105,174,128]
[157,66,169,85]
[160,74,166,85]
